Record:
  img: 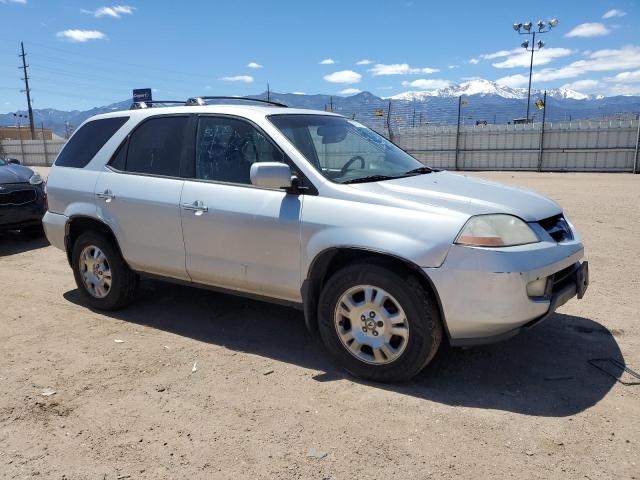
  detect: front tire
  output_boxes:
[318,262,442,382]
[71,231,138,310]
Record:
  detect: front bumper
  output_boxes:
[425,238,586,346]
[0,184,46,231]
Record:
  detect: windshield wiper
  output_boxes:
[403,166,434,176]
[341,175,400,185]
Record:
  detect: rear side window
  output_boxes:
[55,117,129,168]
[125,116,188,177]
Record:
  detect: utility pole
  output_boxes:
[412,108,416,128]
[267,83,270,102]
[19,42,35,140]
[330,96,333,112]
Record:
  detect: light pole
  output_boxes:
[513,18,558,122]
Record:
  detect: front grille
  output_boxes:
[549,263,579,295]
[538,214,573,242]
[0,188,37,206]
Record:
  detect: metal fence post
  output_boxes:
[454,96,462,170]
[41,123,49,166]
[634,114,640,174]
[386,100,394,144]
[537,90,547,172]
[17,123,25,163]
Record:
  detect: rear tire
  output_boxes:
[317,262,443,382]
[71,231,138,310]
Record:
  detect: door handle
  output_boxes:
[96,189,115,203]
[182,200,208,215]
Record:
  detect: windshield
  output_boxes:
[269,114,428,184]
[0,158,6,166]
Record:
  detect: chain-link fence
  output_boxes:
[393,119,640,172]
[328,96,640,173]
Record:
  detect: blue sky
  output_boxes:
[0,0,639,112]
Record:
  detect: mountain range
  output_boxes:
[1,79,638,137]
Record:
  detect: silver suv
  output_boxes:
[43,98,588,382]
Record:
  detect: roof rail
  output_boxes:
[130,100,186,110]
[185,96,288,108]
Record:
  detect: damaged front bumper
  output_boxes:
[425,237,587,346]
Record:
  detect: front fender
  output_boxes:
[300,195,467,277]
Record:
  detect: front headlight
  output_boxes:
[29,173,43,185]
[455,214,539,247]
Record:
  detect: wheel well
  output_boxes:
[65,216,122,266]
[302,248,449,339]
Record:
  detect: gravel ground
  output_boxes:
[1,171,638,479]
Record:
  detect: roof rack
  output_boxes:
[130,100,186,110]
[186,96,288,108]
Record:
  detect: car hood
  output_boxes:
[348,171,562,222]
[0,164,34,184]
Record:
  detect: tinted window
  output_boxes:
[126,116,188,177]
[55,117,129,168]
[109,139,128,171]
[195,116,285,184]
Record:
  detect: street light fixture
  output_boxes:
[512,17,558,122]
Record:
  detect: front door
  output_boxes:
[180,115,303,301]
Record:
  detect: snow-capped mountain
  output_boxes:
[388,79,595,101]
[544,88,590,100]
[1,85,638,136]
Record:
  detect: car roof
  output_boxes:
[88,104,343,122]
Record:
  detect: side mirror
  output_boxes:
[7,158,21,165]
[250,162,293,190]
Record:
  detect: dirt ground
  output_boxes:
[1,170,638,480]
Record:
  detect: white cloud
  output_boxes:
[565,22,610,38]
[481,49,520,60]
[605,69,640,83]
[292,92,306,95]
[82,5,134,18]
[468,58,480,64]
[56,30,107,42]
[319,58,335,65]
[603,9,626,19]
[496,45,640,87]
[448,65,458,69]
[220,75,254,83]
[492,47,573,69]
[0,0,27,4]
[356,59,372,65]
[323,70,361,84]
[606,83,640,96]
[247,62,262,69]
[401,78,450,89]
[369,63,439,76]
[338,88,361,95]
[560,79,601,92]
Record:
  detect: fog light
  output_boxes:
[527,277,548,297]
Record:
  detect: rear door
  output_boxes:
[95,115,191,280]
[180,115,303,301]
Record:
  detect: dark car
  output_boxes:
[0,157,47,234]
